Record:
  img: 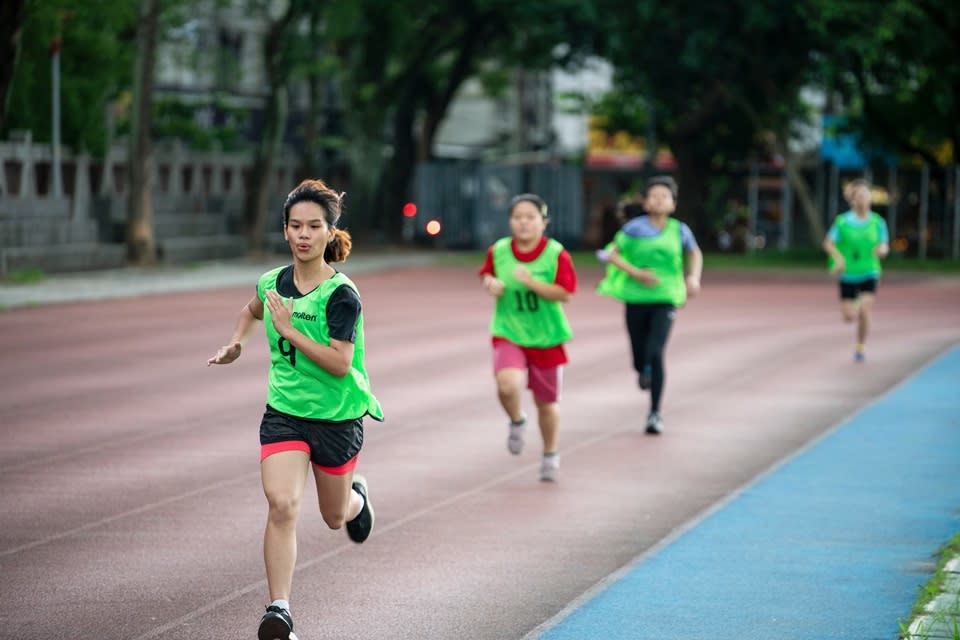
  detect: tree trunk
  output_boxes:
[671,137,713,244]
[783,155,825,245]
[372,94,418,242]
[243,85,287,255]
[0,0,25,132]
[126,0,160,265]
[300,5,323,178]
[340,134,383,237]
[243,6,296,255]
[385,23,485,236]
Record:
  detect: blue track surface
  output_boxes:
[537,346,960,640]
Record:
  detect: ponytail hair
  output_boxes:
[325,227,352,263]
[282,178,353,263]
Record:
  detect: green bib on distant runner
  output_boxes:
[257,267,383,422]
[597,218,686,306]
[832,212,884,281]
[489,237,573,348]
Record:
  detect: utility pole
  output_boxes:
[49,12,71,198]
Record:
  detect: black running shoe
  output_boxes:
[346,474,374,543]
[638,365,652,390]
[645,411,663,435]
[258,605,293,640]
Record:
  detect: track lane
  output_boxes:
[0,266,957,639]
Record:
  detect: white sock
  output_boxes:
[271,598,290,613]
[349,489,365,521]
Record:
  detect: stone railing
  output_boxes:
[0,132,297,274]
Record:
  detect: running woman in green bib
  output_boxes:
[208,179,383,640]
[822,178,890,362]
[479,193,577,482]
[597,176,702,435]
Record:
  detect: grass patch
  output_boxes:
[703,250,960,273]
[899,531,960,639]
[429,247,960,274]
[4,267,47,284]
[884,255,960,273]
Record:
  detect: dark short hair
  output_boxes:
[509,193,549,217]
[644,175,678,200]
[619,202,646,221]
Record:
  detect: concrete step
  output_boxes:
[153,214,226,239]
[0,242,126,275]
[158,234,248,263]
[0,218,100,247]
[0,196,71,219]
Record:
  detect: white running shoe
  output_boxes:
[507,415,526,455]
[645,412,663,435]
[539,455,560,482]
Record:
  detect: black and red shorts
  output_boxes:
[259,405,363,475]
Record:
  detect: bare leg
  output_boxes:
[535,399,559,453]
[496,368,526,423]
[261,450,310,601]
[858,293,876,346]
[313,467,363,530]
[841,299,859,324]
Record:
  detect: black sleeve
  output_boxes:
[326,284,361,343]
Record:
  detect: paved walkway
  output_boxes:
[0,251,441,309]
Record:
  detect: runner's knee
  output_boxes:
[266,493,301,525]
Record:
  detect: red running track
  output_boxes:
[1,264,958,640]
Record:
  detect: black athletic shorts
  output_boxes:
[839,278,878,300]
[259,405,364,471]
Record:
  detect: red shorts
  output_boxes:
[493,340,563,403]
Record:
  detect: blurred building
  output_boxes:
[155,1,270,109]
[152,3,613,161]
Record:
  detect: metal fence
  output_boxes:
[745,163,960,259]
[411,162,585,250]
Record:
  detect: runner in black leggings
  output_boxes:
[625,302,675,422]
[597,176,702,434]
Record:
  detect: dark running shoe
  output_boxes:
[346,474,374,543]
[258,605,293,640]
[645,411,663,435]
[638,365,652,390]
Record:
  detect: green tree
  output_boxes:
[0,0,26,132]
[2,0,136,155]
[323,0,603,240]
[802,0,960,165]
[593,0,823,243]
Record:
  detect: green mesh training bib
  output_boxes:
[597,218,686,306]
[833,212,884,281]
[257,267,383,421]
[489,237,573,348]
